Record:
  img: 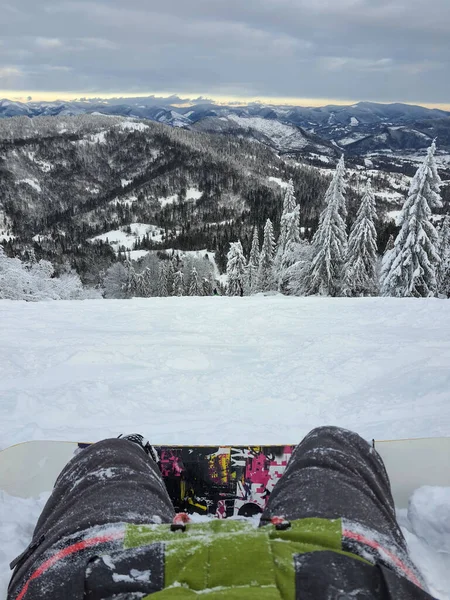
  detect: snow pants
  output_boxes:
[8,426,429,600]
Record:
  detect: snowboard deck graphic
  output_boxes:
[1,438,449,511]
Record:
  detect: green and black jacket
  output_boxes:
[13,517,433,600]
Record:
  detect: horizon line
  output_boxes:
[2,90,450,112]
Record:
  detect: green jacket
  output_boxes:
[83,517,430,599]
[125,517,353,599]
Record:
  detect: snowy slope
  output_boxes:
[1,297,449,597]
[89,223,165,251]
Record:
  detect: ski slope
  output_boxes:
[1,297,450,598]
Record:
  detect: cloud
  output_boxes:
[36,37,63,48]
[0,0,449,104]
[0,67,22,78]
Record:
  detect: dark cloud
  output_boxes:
[0,0,449,103]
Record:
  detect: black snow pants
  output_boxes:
[8,426,434,600]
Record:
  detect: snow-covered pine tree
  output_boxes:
[123,261,139,298]
[103,262,128,299]
[336,155,347,219]
[437,215,450,297]
[257,219,276,292]
[140,267,153,297]
[274,180,301,289]
[158,263,169,297]
[202,276,213,296]
[381,141,442,297]
[172,270,185,296]
[189,267,203,296]
[305,161,348,296]
[384,234,395,255]
[226,241,247,296]
[166,259,176,296]
[344,181,378,296]
[246,228,260,294]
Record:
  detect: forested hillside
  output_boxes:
[1,114,448,289]
[0,115,329,281]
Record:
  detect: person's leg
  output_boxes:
[261,426,403,546]
[261,426,428,594]
[33,438,174,540]
[9,438,175,600]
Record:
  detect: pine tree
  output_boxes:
[384,234,395,255]
[226,241,247,296]
[381,141,442,297]
[202,276,213,296]
[172,270,185,296]
[140,267,153,297]
[305,161,348,296]
[246,228,260,294]
[123,261,139,297]
[257,219,276,292]
[274,181,301,289]
[437,215,450,297]
[158,263,169,297]
[282,179,297,213]
[166,259,176,297]
[189,267,203,296]
[344,181,378,296]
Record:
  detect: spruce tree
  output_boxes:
[381,141,442,297]
[384,234,395,255]
[139,268,153,297]
[246,228,260,294]
[275,180,300,289]
[166,259,176,296]
[438,215,450,297]
[344,181,378,296]
[123,261,139,298]
[305,160,348,296]
[226,241,247,296]
[189,267,203,296]
[257,219,276,292]
[158,263,169,297]
[202,276,213,296]
[172,270,185,296]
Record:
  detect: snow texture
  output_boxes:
[18,179,41,193]
[1,297,450,598]
[89,223,164,251]
[228,115,308,150]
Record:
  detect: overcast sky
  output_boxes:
[1,0,449,107]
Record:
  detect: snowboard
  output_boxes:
[1,438,449,512]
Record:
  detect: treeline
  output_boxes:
[225,143,450,299]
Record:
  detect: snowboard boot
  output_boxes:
[118,433,159,464]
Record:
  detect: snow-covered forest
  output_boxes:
[226,142,450,299]
[0,115,449,301]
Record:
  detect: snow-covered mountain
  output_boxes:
[1,98,449,155]
[0,113,330,282]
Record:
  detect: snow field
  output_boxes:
[89,223,165,251]
[1,296,449,597]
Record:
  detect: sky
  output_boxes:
[1,0,449,109]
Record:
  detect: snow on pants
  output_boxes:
[8,426,425,600]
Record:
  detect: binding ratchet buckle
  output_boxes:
[171,513,190,532]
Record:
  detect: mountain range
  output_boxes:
[1,97,449,157]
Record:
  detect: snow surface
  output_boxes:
[1,297,449,598]
[118,121,149,132]
[89,223,164,251]
[228,114,308,150]
[18,178,41,193]
[268,176,290,188]
[159,187,203,207]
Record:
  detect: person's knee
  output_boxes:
[302,426,371,452]
[305,425,353,440]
